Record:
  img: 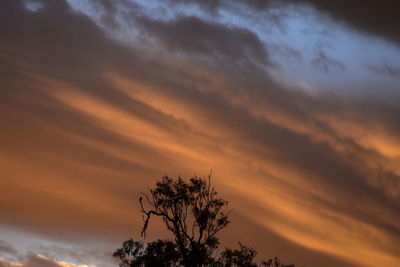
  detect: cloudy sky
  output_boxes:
[1,0,400,266]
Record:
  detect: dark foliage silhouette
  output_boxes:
[114,174,296,267]
[218,243,258,267]
[113,239,180,267]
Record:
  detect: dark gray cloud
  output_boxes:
[163,0,274,14]
[0,240,17,256]
[311,51,345,74]
[21,255,62,267]
[136,15,270,69]
[288,0,400,44]
[159,0,400,45]
[0,254,72,267]
[366,63,400,79]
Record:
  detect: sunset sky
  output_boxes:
[1,0,400,266]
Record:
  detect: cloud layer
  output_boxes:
[1,1,400,267]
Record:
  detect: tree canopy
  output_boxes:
[114,174,296,267]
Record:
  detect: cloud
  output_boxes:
[159,0,272,14]
[311,51,345,74]
[0,254,94,267]
[0,241,17,256]
[1,1,400,267]
[162,0,400,45]
[136,15,270,68]
[285,0,400,44]
[366,63,400,79]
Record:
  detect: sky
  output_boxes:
[1,0,400,266]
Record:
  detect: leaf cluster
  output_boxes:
[113,239,180,267]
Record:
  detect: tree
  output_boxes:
[113,239,180,267]
[139,174,229,266]
[218,243,258,267]
[114,174,296,267]
[261,257,295,267]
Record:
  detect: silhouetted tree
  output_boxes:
[218,243,258,267]
[114,174,296,267]
[260,257,295,267]
[138,174,229,266]
[113,239,180,267]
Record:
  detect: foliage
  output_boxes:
[113,239,180,267]
[218,243,258,267]
[114,174,296,267]
[139,174,230,266]
[261,257,295,267]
